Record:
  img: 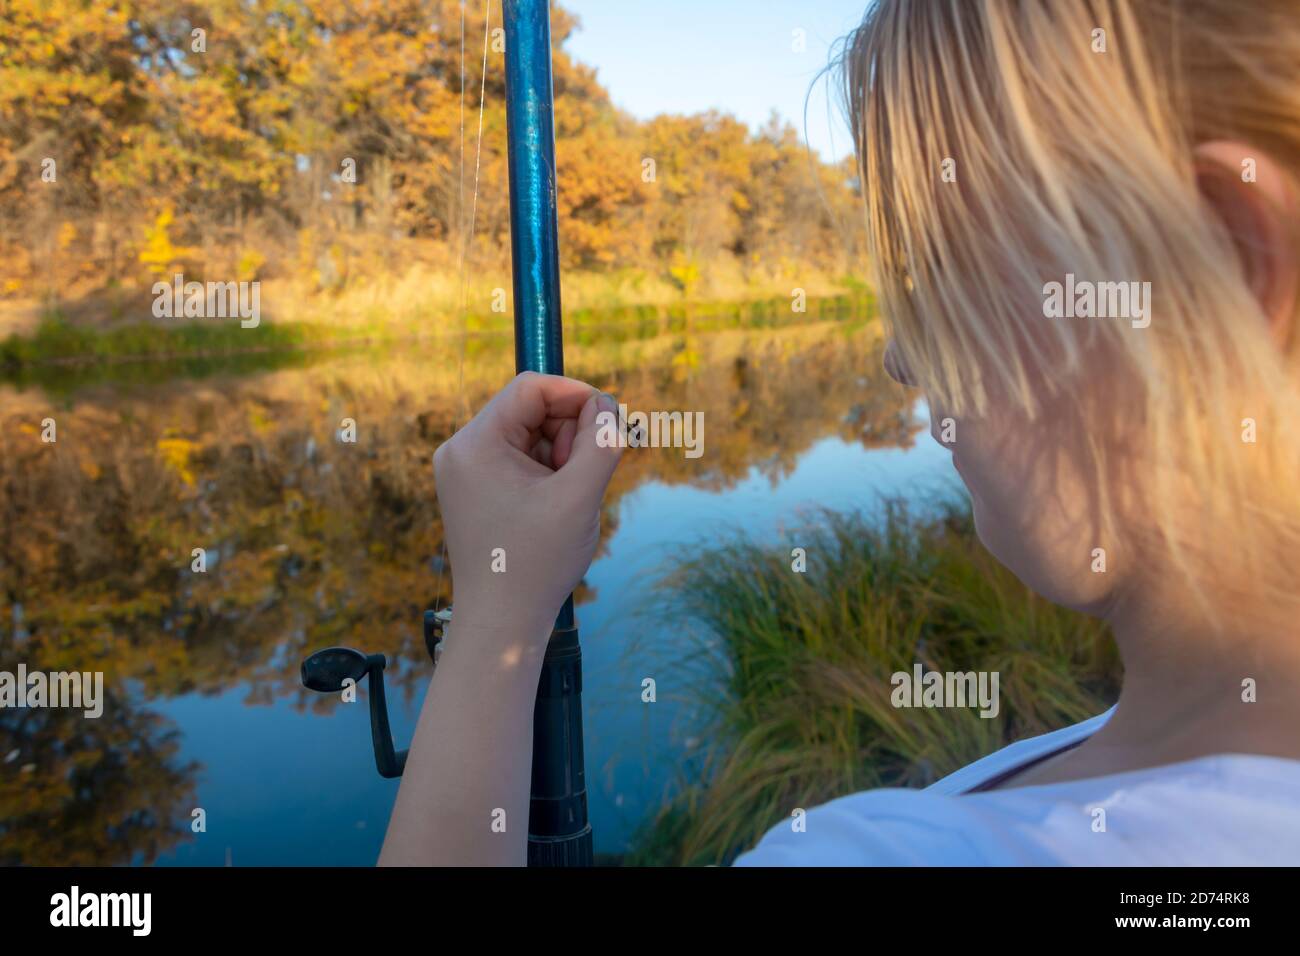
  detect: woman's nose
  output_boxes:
[883,340,918,387]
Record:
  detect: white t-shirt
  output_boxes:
[734,708,1300,865]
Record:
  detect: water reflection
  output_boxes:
[0,314,944,863]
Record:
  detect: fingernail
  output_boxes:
[597,392,617,415]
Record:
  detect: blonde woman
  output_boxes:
[382,0,1300,865]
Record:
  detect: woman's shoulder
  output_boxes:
[733,711,1117,866]
[731,784,1005,866]
[733,709,1300,866]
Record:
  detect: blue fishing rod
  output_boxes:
[501,0,593,867]
[301,0,592,868]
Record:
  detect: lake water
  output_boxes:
[0,312,958,864]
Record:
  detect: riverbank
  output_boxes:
[625,503,1122,866]
[1,285,873,373]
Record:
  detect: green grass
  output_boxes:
[624,499,1122,866]
[1,314,332,364]
[0,316,352,395]
[0,291,875,392]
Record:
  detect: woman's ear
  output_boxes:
[1194,140,1299,348]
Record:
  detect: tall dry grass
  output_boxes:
[626,503,1121,865]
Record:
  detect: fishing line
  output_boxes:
[465,0,470,257]
[434,0,491,620]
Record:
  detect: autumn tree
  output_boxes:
[0,1,864,305]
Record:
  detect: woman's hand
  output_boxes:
[380,373,622,866]
[433,371,624,640]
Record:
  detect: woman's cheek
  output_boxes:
[964,448,1117,610]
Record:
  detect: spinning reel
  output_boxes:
[299,608,451,778]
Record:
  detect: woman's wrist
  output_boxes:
[432,605,554,700]
[446,593,559,653]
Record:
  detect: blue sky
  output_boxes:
[561,0,871,161]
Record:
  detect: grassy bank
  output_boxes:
[626,501,1122,866]
[0,287,874,377]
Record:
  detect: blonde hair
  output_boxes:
[838,0,1300,624]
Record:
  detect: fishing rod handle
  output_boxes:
[527,616,593,866]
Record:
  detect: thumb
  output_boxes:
[553,392,623,506]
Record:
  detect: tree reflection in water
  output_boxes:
[0,314,919,863]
